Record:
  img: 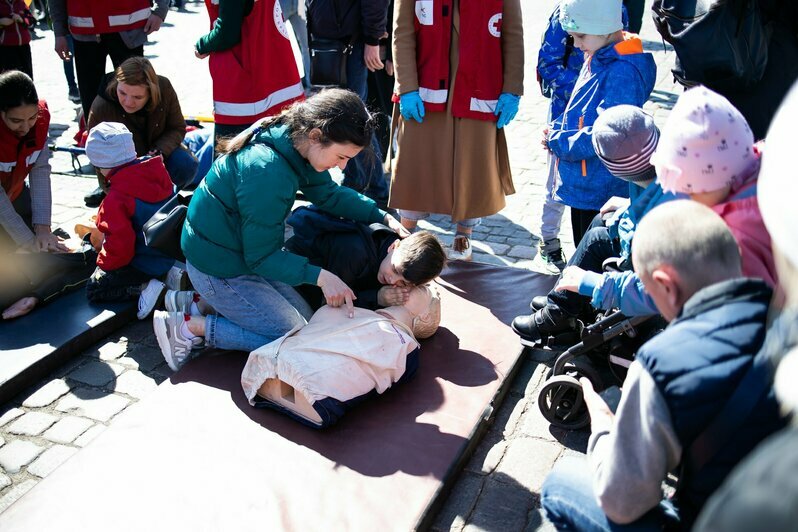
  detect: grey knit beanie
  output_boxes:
[592,105,659,182]
[85,122,137,169]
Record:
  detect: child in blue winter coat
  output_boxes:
[536,2,628,271]
[544,0,655,245]
[513,105,677,345]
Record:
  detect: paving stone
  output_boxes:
[0,440,45,474]
[495,438,562,493]
[0,479,38,513]
[28,445,79,478]
[90,340,129,361]
[67,361,126,387]
[55,388,131,422]
[463,476,536,532]
[113,371,158,399]
[433,472,485,532]
[6,412,60,436]
[122,344,168,372]
[74,424,107,447]
[42,417,94,444]
[465,428,505,476]
[517,402,560,443]
[473,241,510,256]
[0,408,24,428]
[0,474,10,489]
[0,436,4,448]
[508,245,537,259]
[21,379,71,408]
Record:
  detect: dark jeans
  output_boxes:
[548,216,621,317]
[342,41,389,201]
[213,123,250,152]
[63,35,77,91]
[623,0,646,34]
[367,67,394,157]
[73,34,143,118]
[86,265,150,302]
[571,207,600,247]
[0,44,33,79]
[1,188,97,310]
[542,456,680,532]
[164,145,200,190]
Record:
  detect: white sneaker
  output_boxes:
[447,234,473,261]
[164,290,198,314]
[165,265,189,291]
[137,279,166,320]
[152,311,203,371]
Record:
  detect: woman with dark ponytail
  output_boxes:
[153,88,409,371]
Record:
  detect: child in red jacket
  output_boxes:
[84,122,175,318]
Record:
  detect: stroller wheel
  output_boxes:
[538,375,590,430]
[547,359,603,392]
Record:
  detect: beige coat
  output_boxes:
[388,0,524,222]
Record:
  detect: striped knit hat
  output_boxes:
[592,105,659,183]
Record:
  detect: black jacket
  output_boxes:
[286,221,398,310]
[306,0,389,45]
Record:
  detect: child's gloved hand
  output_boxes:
[495,93,520,128]
[399,91,425,123]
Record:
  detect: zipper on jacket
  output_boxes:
[578,115,587,177]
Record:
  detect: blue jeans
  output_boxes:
[542,456,680,531]
[186,262,313,352]
[164,145,199,190]
[342,41,389,200]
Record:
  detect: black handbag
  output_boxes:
[310,37,355,86]
[143,193,191,262]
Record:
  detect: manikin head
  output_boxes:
[379,284,442,339]
[632,200,742,321]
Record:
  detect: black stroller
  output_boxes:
[537,310,662,430]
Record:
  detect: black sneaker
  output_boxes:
[84,186,106,208]
[511,306,577,347]
[539,238,567,273]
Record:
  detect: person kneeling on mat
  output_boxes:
[540,200,785,530]
[83,122,176,318]
[241,284,442,427]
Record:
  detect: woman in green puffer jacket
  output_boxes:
[153,89,408,371]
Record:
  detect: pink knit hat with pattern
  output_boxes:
[651,86,755,195]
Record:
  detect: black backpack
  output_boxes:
[652,0,772,90]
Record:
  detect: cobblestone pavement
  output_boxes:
[0,1,680,527]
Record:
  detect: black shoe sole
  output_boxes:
[511,322,544,347]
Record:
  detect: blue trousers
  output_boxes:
[342,41,389,201]
[186,262,313,352]
[541,456,680,531]
[164,145,199,190]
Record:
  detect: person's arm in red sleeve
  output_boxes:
[95,193,137,271]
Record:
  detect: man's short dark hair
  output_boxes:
[397,231,446,285]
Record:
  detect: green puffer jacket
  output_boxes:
[181,123,385,286]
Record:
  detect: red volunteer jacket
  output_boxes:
[0,0,32,46]
[66,0,151,35]
[205,0,304,125]
[0,100,49,203]
[413,0,504,121]
[96,156,174,273]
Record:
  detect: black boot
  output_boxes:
[84,186,106,208]
[511,305,577,347]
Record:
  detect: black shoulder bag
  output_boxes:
[309,1,360,87]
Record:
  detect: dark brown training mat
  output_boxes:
[0,262,556,531]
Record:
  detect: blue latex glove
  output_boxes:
[494,93,520,128]
[399,91,425,123]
